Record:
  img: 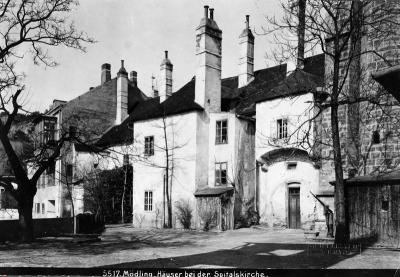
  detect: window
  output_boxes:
[287,162,297,170]
[123,154,130,166]
[144,136,154,156]
[47,162,55,186]
[215,162,228,186]
[66,164,73,183]
[382,199,389,211]
[35,203,40,214]
[144,191,153,211]
[216,120,228,144]
[48,200,56,213]
[277,118,288,139]
[42,203,45,214]
[42,118,57,144]
[0,188,3,209]
[372,130,380,144]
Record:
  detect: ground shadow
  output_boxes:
[102,242,363,269]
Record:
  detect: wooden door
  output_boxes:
[288,187,301,229]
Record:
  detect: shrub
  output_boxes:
[200,208,217,231]
[175,200,193,229]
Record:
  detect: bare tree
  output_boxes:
[0,0,93,241]
[266,0,400,243]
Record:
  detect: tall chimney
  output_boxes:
[159,50,173,102]
[130,71,137,87]
[101,63,111,85]
[152,75,159,98]
[297,0,306,69]
[238,15,255,88]
[195,6,222,112]
[116,60,128,125]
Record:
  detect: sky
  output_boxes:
[19,0,283,112]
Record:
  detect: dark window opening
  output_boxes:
[372,130,380,144]
[382,200,389,211]
[287,162,297,170]
[66,164,73,183]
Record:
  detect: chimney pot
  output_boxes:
[130,71,137,86]
[210,8,214,20]
[121,60,124,68]
[165,50,168,59]
[204,5,209,18]
[246,15,250,29]
[101,63,111,85]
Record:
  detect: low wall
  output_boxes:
[0,217,74,241]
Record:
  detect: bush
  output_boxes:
[200,208,217,231]
[175,200,193,229]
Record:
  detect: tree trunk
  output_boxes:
[121,166,127,224]
[331,55,349,243]
[18,193,34,242]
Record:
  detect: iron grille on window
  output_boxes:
[216,120,228,144]
[144,136,154,156]
[144,191,153,211]
[215,162,227,186]
[277,118,288,139]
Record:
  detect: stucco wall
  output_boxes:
[132,112,198,228]
[258,161,319,228]
[255,93,326,228]
[255,93,315,160]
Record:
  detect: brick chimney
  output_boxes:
[159,50,173,102]
[238,15,254,88]
[116,60,128,125]
[195,6,222,112]
[151,75,159,98]
[130,71,137,87]
[101,63,111,85]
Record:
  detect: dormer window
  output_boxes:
[216,120,228,144]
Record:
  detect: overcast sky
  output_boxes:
[19,0,283,112]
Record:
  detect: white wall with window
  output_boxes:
[131,112,199,228]
[255,93,322,229]
[255,93,315,160]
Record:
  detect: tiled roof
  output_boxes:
[128,77,204,122]
[194,186,234,197]
[330,171,400,187]
[97,54,325,148]
[54,78,147,143]
[96,78,203,148]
